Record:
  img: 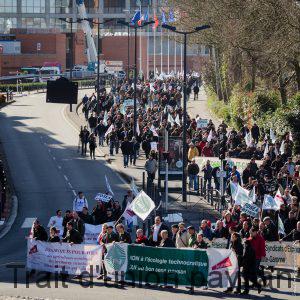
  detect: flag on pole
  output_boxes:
[136,121,140,136]
[131,11,141,25]
[274,189,284,207]
[234,185,253,206]
[150,125,159,137]
[168,113,175,126]
[169,9,175,22]
[270,128,276,143]
[138,10,148,26]
[249,186,256,203]
[262,194,280,211]
[131,191,155,221]
[280,140,285,154]
[152,14,159,30]
[263,142,269,158]
[289,131,293,141]
[122,202,136,226]
[105,175,114,196]
[130,178,139,197]
[174,114,180,126]
[245,132,252,147]
[103,110,108,126]
[278,214,285,235]
[207,130,213,142]
[104,124,114,138]
[230,181,238,199]
[161,10,167,24]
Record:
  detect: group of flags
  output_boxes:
[131,8,175,29]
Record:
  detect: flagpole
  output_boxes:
[146,6,149,79]
[161,27,163,74]
[139,4,142,76]
[167,30,170,74]
[153,7,156,76]
[174,32,177,74]
[180,36,183,75]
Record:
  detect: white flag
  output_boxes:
[207,129,213,142]
[278,214,285,235]
[289,132,293,141]
[274,189,284,207]
[103,110,108,126]
[280,140,285,154]
[104,124,114,138]
[263,143,269,158]
[274,146,279,156]
[136,122,140,136]
[249,186,256,203]
[270,128,276,143]
[245,132,251,147]
[105,175,114,196]
[130,178,139,197]
[262,194,280,211]
[131,190,155,221]
[234,185,253,207]
[168,113,174,126]
[150,125,159,137]
[174,114,181,126]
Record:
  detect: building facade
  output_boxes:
[0,0,209,76]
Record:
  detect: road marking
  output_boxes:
[21,217,37,228]
[48,149,51,153]
[58,165,62,169]
[72,190,77,196]
[63,175,69,181]
[52,156,56,160]
[68,182,73,188]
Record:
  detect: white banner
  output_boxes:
[94,193,112,203]
[207,248,238,288]
[26,239,102,275]
[131,191,155,221]
[207,240,300,268]
[84,222,114,244]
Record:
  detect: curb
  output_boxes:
[0,195,18,239]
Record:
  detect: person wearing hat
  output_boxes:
[188,142,199,161]
[187,226,197,247]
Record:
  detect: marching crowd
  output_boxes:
[29,76,300,294]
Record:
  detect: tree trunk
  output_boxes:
[292,59,300,91]
[251,58,257,92]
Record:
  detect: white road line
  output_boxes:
[68,182,73,188]
[58,165,62,169]
[52,156,56,160]
[21,217,37,228]
[63,175,69,181]
[72,190,77,196]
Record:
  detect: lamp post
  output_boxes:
[117,20,154,137]
[162,24,210,203]
[79,18,113,115]
[59,18,81,112]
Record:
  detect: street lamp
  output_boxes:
[162,24,210,203]
[59,18,82,112]
[79,18,114,115]
[117,20,155,137]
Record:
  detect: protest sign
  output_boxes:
[84,222,114,244]
[123,99,134,107]
[94,193,112,203]
[241,203,259,218]
[150,142,158,152]
[197,118,208,128]
[131,191,155,221]
[26,239,102,275]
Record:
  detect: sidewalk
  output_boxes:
[66,88,221,225]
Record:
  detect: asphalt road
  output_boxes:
[0,92,299,300]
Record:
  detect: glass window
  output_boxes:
[50,0,72,14]
[0,18,17,33]
[21,0,45,13]
[0,0,17,13]
[22,18,46,29]
[103,0,125,13]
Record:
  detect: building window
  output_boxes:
[84,0,98,14]
[103,0,125,13]
[22,18,46,29]
[50,0,72,14]
[130,0,149,13]
[0,18,17,33]
[0,0,17,13]
[21,0,45,13]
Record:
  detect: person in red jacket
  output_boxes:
[202,142,214,157]
[249,227,266,286]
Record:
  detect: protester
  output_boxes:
[175,222,189,248]
[149,216,169,246]
[73,191,89,215]
[62,221,83,244]
[159,230,175,248]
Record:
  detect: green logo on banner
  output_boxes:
[133,196,150,214]
[106,244,126,271]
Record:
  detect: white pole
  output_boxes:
[165,129,169,212]
[167,31,170,74]
[139,4,142,76]
[180,37,183,75]
[153,29,156,76]
[160,28,163,74]
[146,5,149,80]
[174,32,177,74]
